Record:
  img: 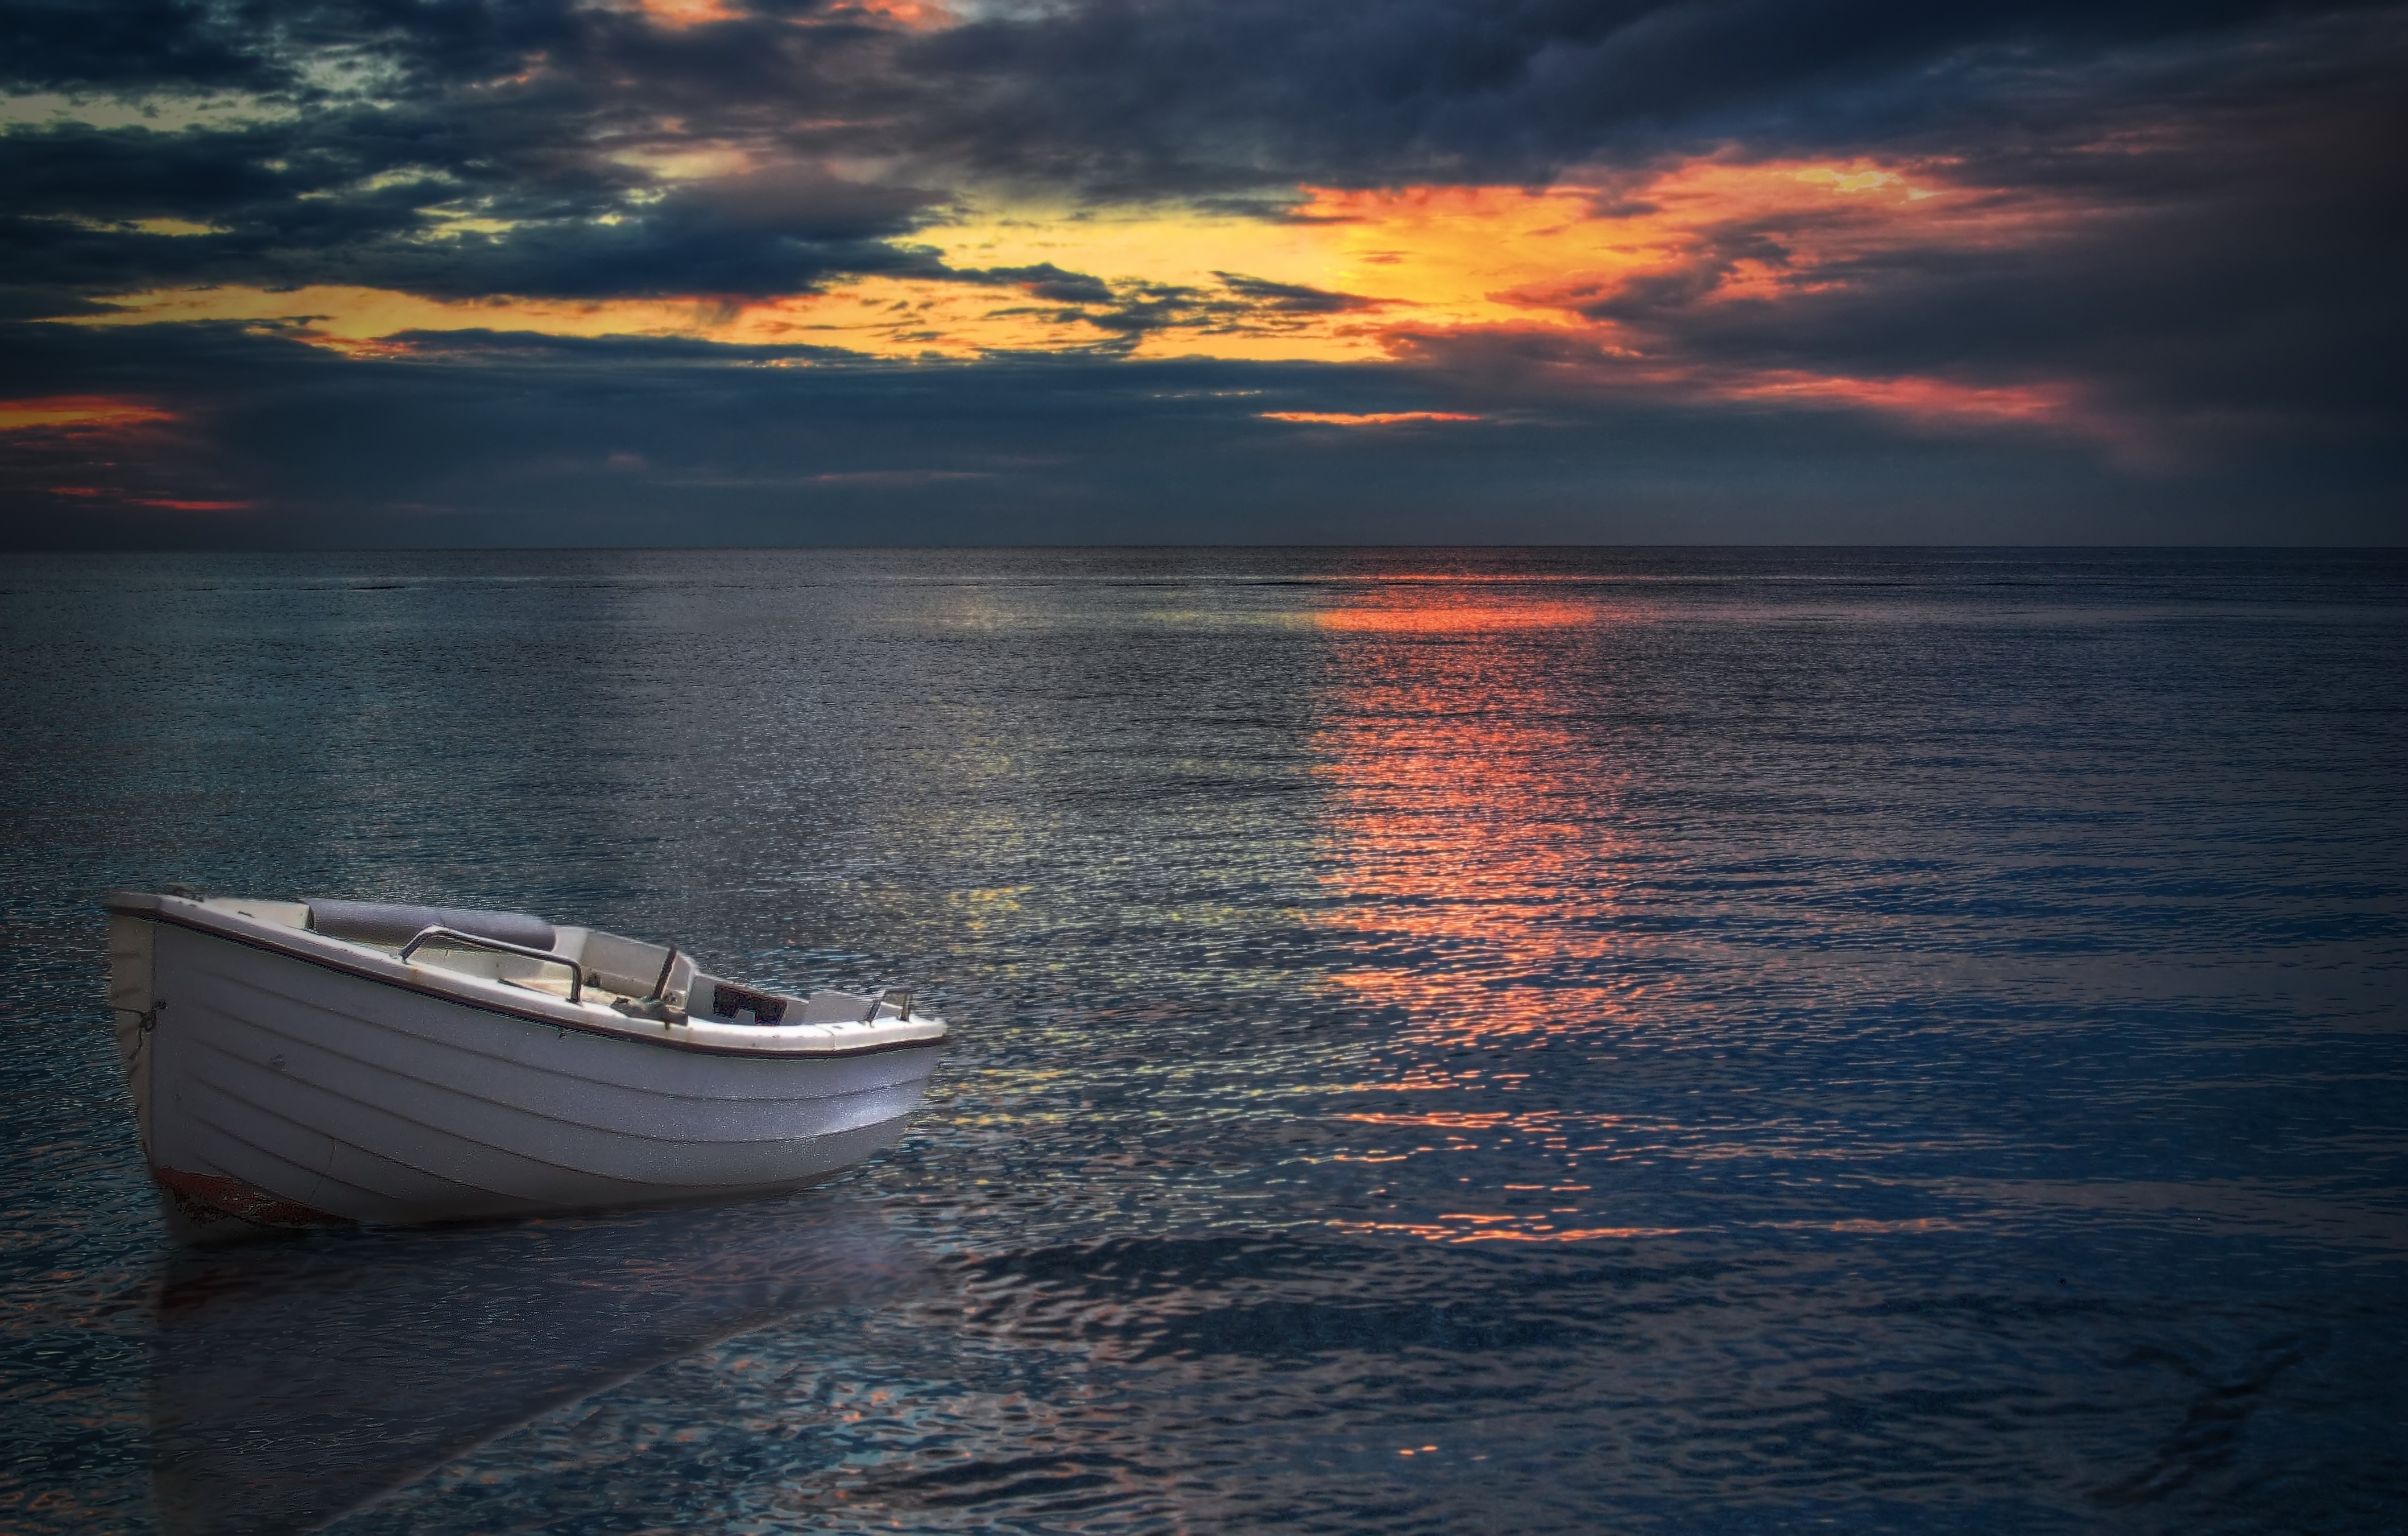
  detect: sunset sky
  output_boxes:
[2,0,2401,545]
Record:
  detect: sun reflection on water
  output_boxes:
[1310,578,1642,1045]
[1309,596,1603,633]
[1308,577,1666,1242]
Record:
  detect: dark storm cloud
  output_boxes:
[2,0,283,92]
[0,103,945,300]
[889,0,2403,193]
[350,163,947,298]
[1211,275,1381,316]
[971,265,1118,305]
[947,266,1378,349]
[9,0,2403,311]
[1,0,951,303]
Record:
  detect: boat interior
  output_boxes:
[183,896,907,1027]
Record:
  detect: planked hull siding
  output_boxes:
[139,920,940,1229]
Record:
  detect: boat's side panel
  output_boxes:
[144,922,941,1225]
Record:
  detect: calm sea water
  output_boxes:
[2,548,2403,1535]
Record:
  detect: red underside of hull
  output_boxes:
[152,1166,352,1231]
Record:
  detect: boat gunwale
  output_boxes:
[110,897,948,1062]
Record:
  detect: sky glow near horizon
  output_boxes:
[0,0,2401,544]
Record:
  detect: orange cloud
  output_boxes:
[611,0,951,28]
[617,0,743,27]
[832,0,953,26]
[134,498,253,512]
[0,395,176,431]
[1726,371,2075,425]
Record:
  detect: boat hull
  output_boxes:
[127,916,940,1236]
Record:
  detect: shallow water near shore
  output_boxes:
[3,547,2403,1534]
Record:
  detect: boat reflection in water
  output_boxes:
[149,1192,920,1536]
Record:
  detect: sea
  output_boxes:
[2,547,2402,1535]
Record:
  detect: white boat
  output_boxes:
[104,889,946,1242]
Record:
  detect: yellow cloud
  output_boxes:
[0,395,176,431]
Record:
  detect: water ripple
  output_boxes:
[2,548,2402,1534]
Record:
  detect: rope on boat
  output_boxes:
[107,1001,161,1075]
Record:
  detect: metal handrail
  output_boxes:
[399,925,582,1004]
